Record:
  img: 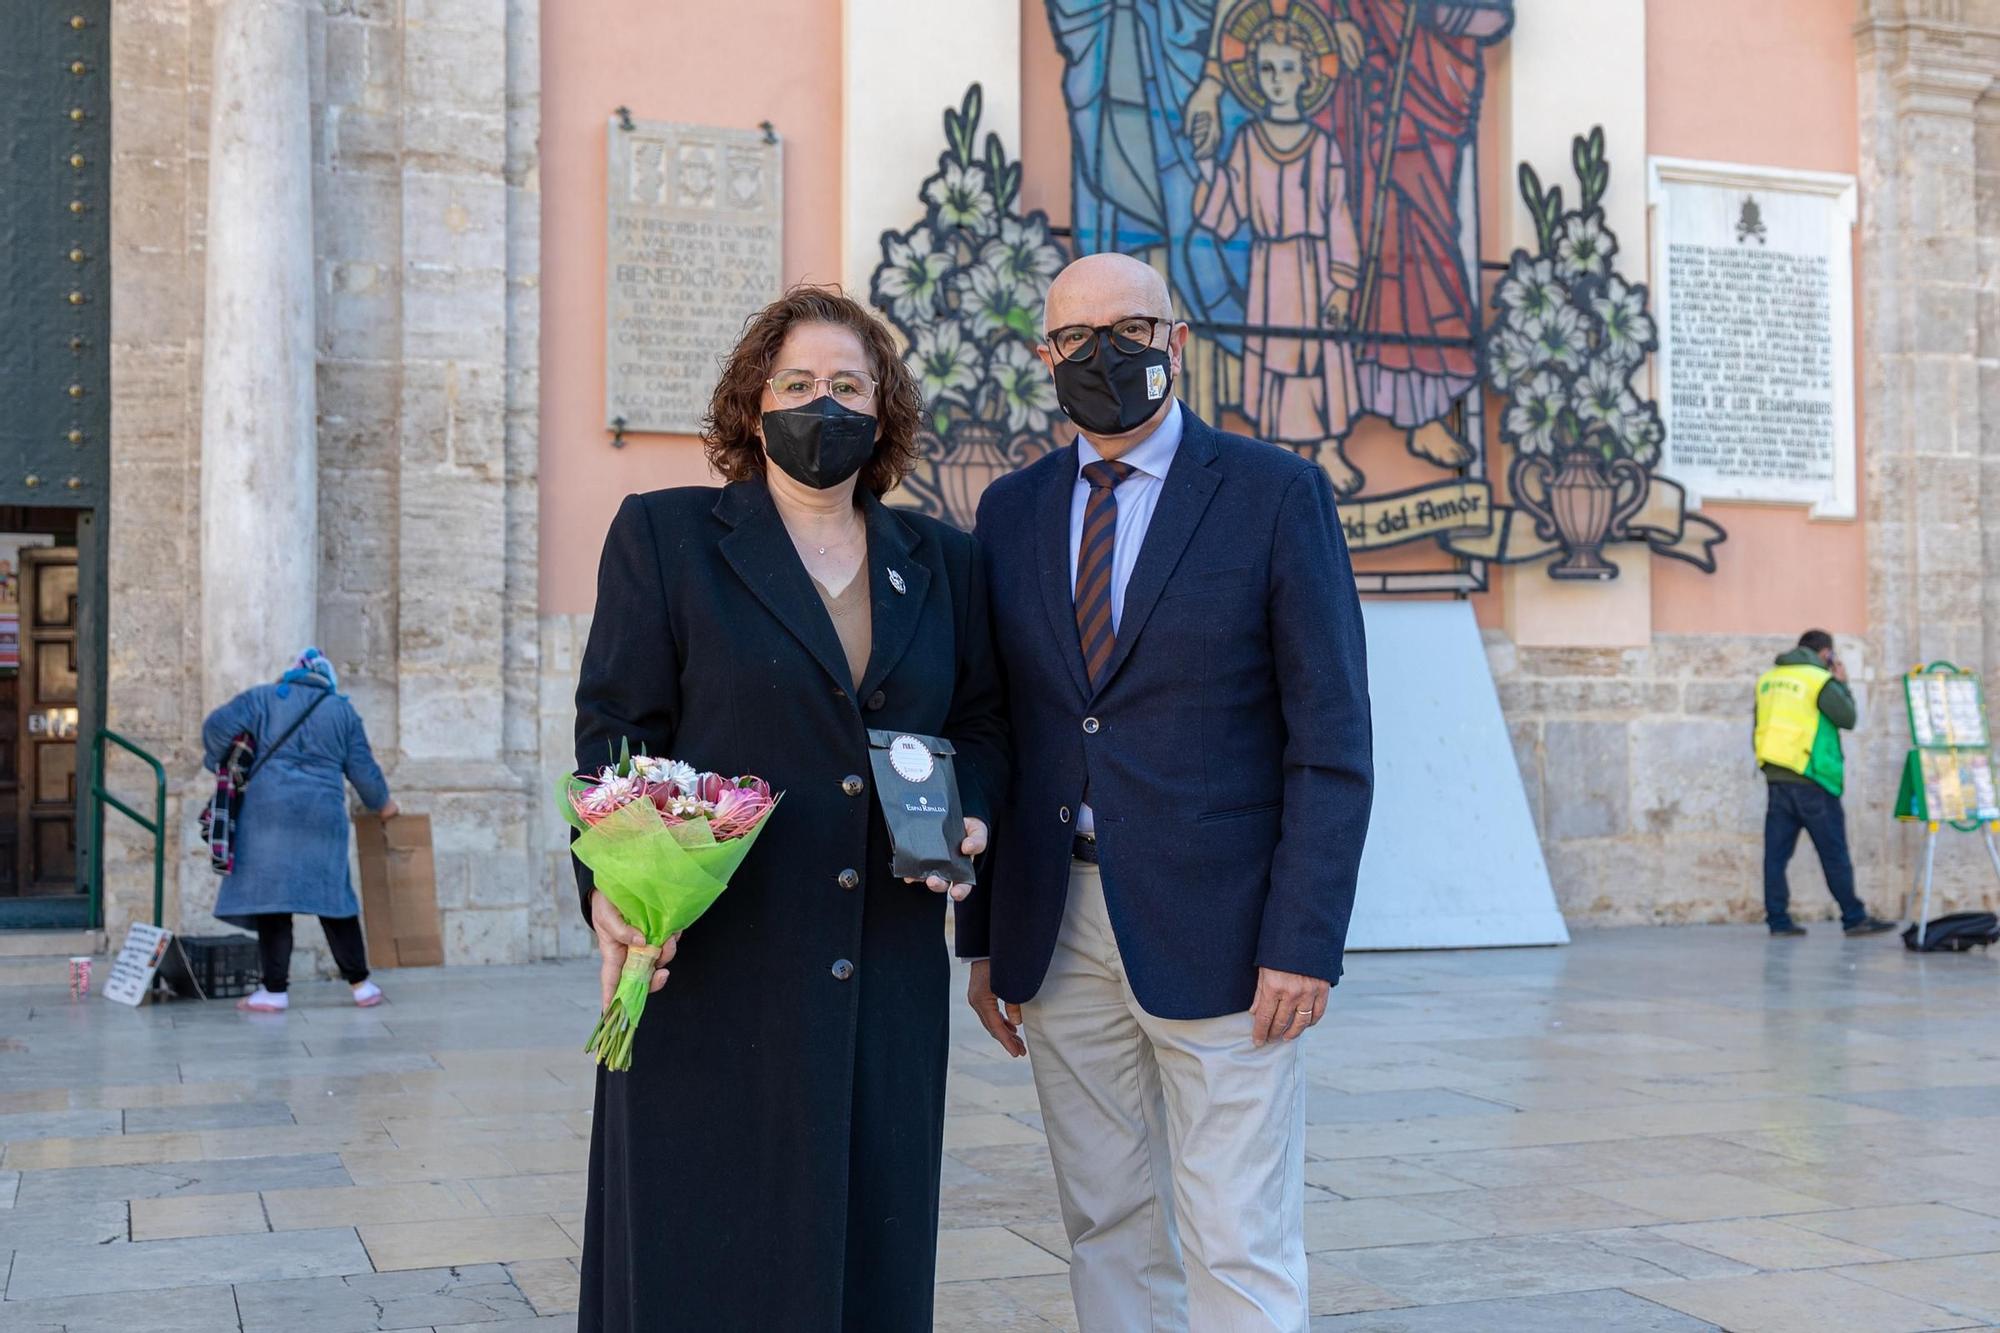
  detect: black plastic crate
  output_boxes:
[157,933,261,1000]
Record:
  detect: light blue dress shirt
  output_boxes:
[1071,401,1183,834]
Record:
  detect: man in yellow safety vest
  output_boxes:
[1753,630,1896,938]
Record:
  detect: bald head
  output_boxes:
[1043,252,1174,335]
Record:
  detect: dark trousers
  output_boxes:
[1764,781,1866,930]
[253,914,369,992]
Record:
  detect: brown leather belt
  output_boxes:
[1071,834,1099,864]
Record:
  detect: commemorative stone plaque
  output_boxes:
[606,119,783,435]
[1649,159,1857,518]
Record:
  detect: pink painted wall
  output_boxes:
[1644,0,1866,637]
[540,0,845,614]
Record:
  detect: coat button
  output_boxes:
[837,868,860,891]
[831,959,855,981]
[1059,806,1072,824]
[841,774,865,797]
[1082,717,1101,734]
[865,690,886,711]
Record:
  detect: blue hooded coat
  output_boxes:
[200,678,391,926]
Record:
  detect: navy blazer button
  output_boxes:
[841,775,865,796]
[831,959,855,981]
[1082,717,1101,734]
[1059,806,1071,824]
[837,868,860,890]
[866,690,886,711]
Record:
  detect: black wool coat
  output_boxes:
[571,480,1007,1333]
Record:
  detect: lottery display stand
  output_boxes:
[1892,662,2000,946]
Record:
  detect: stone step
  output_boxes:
[0,930,102,959]
[0,955,86,988]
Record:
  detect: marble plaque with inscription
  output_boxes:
[606,119,783,435]
[1649,159,1857,518]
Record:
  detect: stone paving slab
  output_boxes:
[0,1284,243,1332]
[124,1098,297,1133]
[7,1225,371,1299]
[130,1190,267,1241]
[1633,1269,1978,1333]
[1312,1287,1722,1331]
[0,1199,126,1249]
[12,1151,351,1206]
[232,1264,533,1333]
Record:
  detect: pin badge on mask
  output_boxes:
[1146,365,1167,400]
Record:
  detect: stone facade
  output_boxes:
[90,0,2000,965]
[1479,0,2000,930]
[1489,633,1902,926]
[1855,0,2000,914]
[103,0,552,970]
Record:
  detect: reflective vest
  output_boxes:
[1754,663,1845,796]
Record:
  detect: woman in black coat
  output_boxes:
[573,287,1007,1332]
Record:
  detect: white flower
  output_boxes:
[1590,276,1654,367]
[1486,327,1537,394]
[1526,304,1586,372]
[633,754,699,795]
[1627,407,1664,466]
[1496,255,1563,324]
[578,770,646,816]
[954,261,1034,340]
[1507,371,1567,456]
[980,215,1065,289]
[908,323,982,406]
[1574,358,1640,444]
[990,338,1059,434]
[874,226,953,326]
[924,161,997,234]
[1555,211,1615,282]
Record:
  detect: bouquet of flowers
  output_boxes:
[560,743,778,1071]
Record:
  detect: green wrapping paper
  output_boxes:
[559,777,776,1070]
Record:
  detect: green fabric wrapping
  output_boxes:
[558,776,773,946]
[559,776,776,1071]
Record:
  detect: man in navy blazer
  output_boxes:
[958,253,1374,1331]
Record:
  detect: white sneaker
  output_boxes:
[351,980,384,1008]
[237,988,288,1012]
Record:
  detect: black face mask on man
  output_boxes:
[761,395,878,490]
[1051,334,1175,437]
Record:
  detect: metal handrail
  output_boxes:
[89,730,167,929]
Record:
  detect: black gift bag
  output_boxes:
[866,730,976,885]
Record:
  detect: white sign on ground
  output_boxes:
[102,923,172,1007]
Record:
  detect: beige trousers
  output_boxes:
[1021,862,1308,1333]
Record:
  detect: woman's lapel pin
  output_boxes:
[888,568,908,595]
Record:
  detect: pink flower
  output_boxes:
[708,781,775,840]
[571,768,652,825]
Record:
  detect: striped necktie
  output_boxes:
[1075,459,1136,687]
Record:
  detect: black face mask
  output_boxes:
[1052,338,1174,436]
[761,396,879,490]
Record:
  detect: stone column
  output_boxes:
[1856,0,2000,904]
[197,0,317,710]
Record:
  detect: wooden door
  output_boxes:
[17,549,79,896]
[0,671,16,896]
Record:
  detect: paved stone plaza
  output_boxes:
[1,927,1999,1330]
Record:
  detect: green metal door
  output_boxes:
[1,4,110,928]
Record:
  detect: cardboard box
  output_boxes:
[353,813,444,968]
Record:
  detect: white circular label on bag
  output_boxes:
[889,735,934,783]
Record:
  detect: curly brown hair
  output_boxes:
[702,285,923,496]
